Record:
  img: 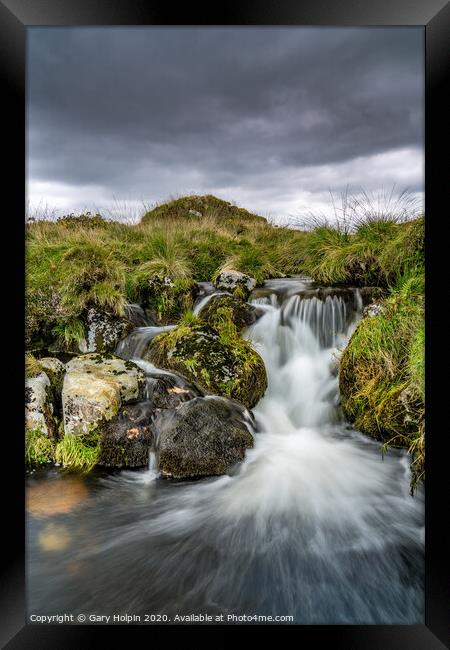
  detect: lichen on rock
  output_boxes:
[79,308,134,353]
[214,270,256,299]
[25,372,57,438]
[62,353,146,436]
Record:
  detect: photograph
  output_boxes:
[24,25,426,627]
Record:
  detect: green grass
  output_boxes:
[300,217,424,287]
[54,430,101,473]
[25,427,55,467]
[26,195,306,349]
[26,192,425,487]
[25,353,44,379]
[339,265,425,490]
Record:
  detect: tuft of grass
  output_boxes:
[25,353,44,379]
[300,217,423,287]
[54,429,101,473]
[179,309,200,327]
[25,427,55,467]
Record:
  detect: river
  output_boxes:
[26,278,424,624]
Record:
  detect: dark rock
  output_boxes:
[124,304,158,327]
[98,402,154,468]
[146,373,202,410]
[154,396,254,479]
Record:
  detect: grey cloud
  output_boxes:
[26,26,424,217]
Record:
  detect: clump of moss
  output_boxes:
[25,427,55,468]
[147,307,267,408]
[339,266,424,489]
[54,429,101,473]
[199,294,257,331]
[25,353,44,379]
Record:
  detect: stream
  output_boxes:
[26,278,424,624]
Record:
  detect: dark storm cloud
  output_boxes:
[27,27,424,218]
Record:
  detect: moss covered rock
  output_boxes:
[154,396,254,479]
[146,316,267,409]
[79,308,134,353]
[62,354,146,436]
[199,294,261,331]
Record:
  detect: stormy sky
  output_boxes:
[27,27,424,222]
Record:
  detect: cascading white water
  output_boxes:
[115,325,175,360]
[27,280,424,623]
[192,290,230,315]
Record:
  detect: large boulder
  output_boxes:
[146,321,267,409]
[214,270,256,298]
[79,308,134,354]
[98,401,154,468]
[154,396,254,479]
[62,354,146,435]
[25,372,56,437]
[199,294,262,331]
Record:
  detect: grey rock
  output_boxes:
[79,308,134,353]
[154,396,254,479]
[62,354,146,435]
[214,270,257,298]
[363,302,384,318]
[25,372,56,437]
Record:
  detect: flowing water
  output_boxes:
[26,278,424,624]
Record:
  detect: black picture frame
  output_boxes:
[2,1,448,647]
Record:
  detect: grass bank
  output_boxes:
[25,193,425,486]
[26,195,306,350]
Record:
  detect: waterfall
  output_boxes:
[192,290,230,315]
[115,325,175,360]
[30,280,423,623]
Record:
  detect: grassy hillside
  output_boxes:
[25,193,425,487]
[26,195,306,349]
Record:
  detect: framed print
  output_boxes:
[1,0,448,647]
